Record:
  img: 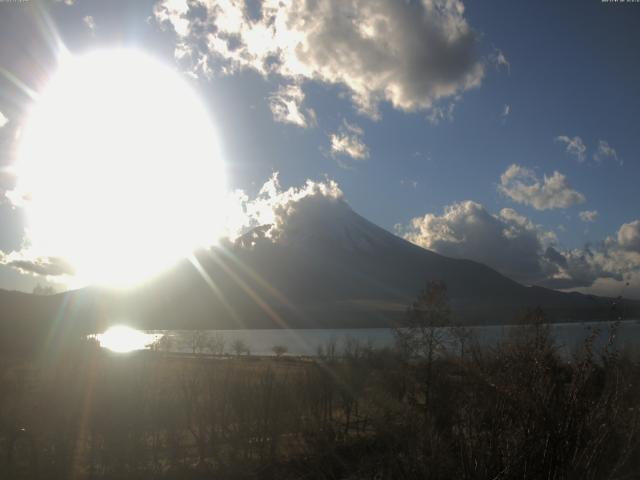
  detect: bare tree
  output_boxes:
[206,332,226,356]
[394,281,451,358]
[232,338,249,357]
[155,334,173,354]
[316,335,338,360]
[449,324,474,360]
[189,330,207,355]
[394,280,451,404]
[272,345,288,359]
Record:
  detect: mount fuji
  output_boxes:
[1,196,637,343]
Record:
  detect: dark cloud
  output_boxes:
[544,246,567,269]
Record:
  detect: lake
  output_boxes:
[115,319,640,357]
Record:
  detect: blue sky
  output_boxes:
[1,0,639,297]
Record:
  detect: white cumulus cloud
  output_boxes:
[397,201,556,284]
[153,0,485,118]
[618,220,640,253]
[498,164,586,210]
[398,201,640,298]
[231,172,345,245]
[0,111,8,128]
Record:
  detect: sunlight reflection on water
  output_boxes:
[87,320,640,356]
[143,320,640,357]
[90,325,162,353]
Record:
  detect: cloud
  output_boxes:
[555,135,587,162]
[232,172,344,245]
[489,48,510,74]
[397,201,556,284]
[498,164,586,210]
[0,111,8,128]
[555,137,621,166]
[234,178,637,298]
[541,236,640,294]
[1,173,344,281]
[0,251,75,277]
[569,275,639,300]
[268,84,316,128]
[243,181,640,299]
[579,210,598,223]
[593,139,620,164]
[400,179,418,189]
[329,120,369,160]
[426,101,457,125]
[540,246,619,290]
[398,201,640,298]
[618,220,640,253]
[83,15,96,32]
[153,0,485,118]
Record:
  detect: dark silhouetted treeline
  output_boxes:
[1,316,640,479]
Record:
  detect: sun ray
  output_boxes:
[205,249,291,330]
[188,253,245,328]
[213,245,322,352]
[0,67,39,101]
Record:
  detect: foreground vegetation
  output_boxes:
[1,285,639,479]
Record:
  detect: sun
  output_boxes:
[13,49,227,287]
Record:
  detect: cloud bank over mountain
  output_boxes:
[2,169,639,299]
[400,201,640,298]
[396,201,557,285]
[227,174,640,300]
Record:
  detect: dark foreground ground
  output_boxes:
[1,320,640,480]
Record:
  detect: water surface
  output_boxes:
[141,320,640,357]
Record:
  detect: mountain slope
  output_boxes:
[1,199,636,337]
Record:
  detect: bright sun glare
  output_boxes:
[13,49,227,287]
[93,325,160,353]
